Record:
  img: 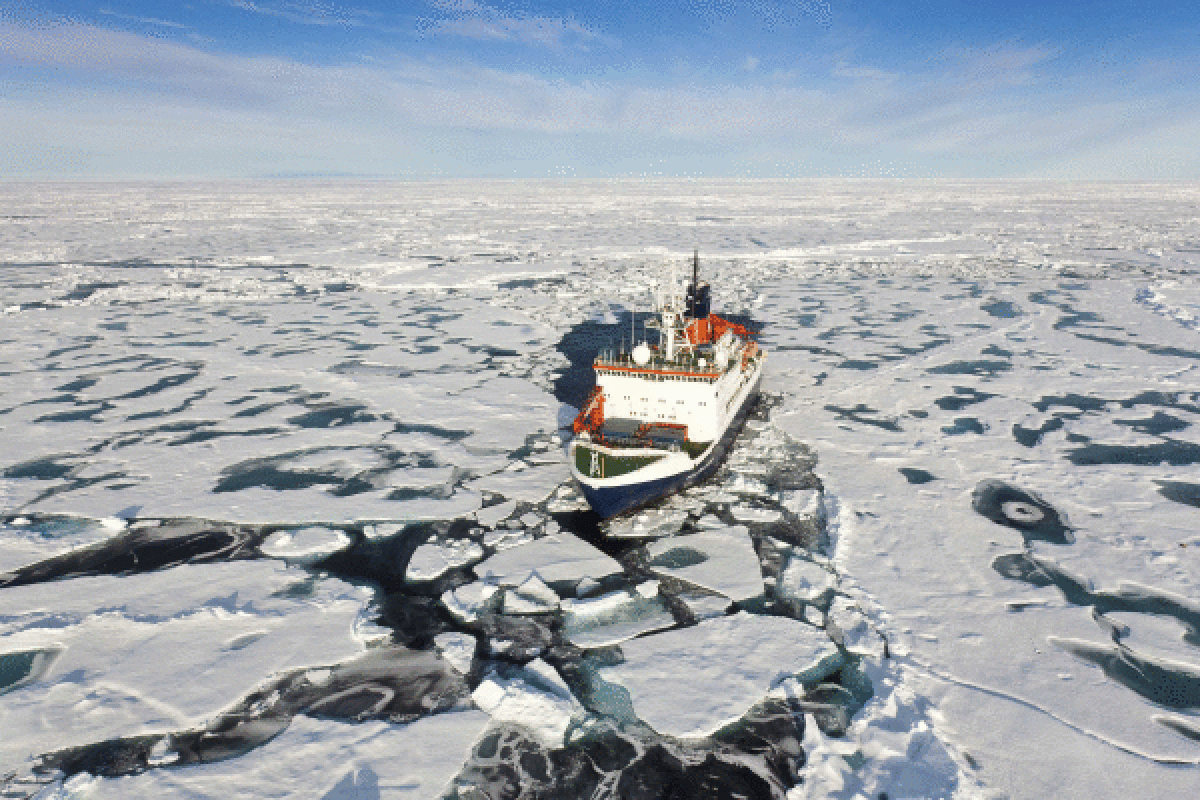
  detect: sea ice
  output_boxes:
[259,526,351,564]
[435,632,477,676]
[475,532,623,586]
[825,595,884,657]
[560,585,676,649]
[0,561,372,773]
[467,462,568,504]
[440,581,500,624]
[600,611,842,738]
[474,500,517,529]
[779,488,823,519]
[604,506,688,539]
[482,527,533,551]
[501,573,561,614]
[4,181,1200,799]
[644,526,764,602]
[778,554,836,604]
[406,537,484,582]
[77,710,490,799]
[471,660,582,748]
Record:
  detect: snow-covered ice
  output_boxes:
[560,584,676,648]
[601,611,843,738]
[644,525,765,602]
[471,660,583,748]
[474,531,623,586]
[3,179,1199,799]
[78,710,490,799]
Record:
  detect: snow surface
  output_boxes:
[77,710,491,799]
[600,611,843,738]
[2,180,1200,799]
[644,525,765,601]
[474,531,622,586]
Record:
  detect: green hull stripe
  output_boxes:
[574,445,664,479]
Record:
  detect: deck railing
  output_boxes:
[592,349,719,378]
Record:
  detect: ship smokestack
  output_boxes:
[686,250,710,319]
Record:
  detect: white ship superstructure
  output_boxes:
[569,254,765,517]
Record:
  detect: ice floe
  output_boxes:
[76,710,490,799]
[0,561,372,772]
[644,526,764,602]
[405,536,484,582]
[471,660,583,748]
[561,583,676,649]
[259,526,351,564]
[601,612,842,738]
[475,532,623,586]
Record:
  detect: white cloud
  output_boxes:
[97,10,189,30]
[420,0,611,51]
[225,0,363,28]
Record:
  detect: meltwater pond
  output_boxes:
[2,180,1200,799]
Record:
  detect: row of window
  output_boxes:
[598,370,715,383]
[620,396,707,406]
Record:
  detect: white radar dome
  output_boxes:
[632,343,651,366]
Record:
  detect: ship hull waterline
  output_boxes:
[571,369,763,519]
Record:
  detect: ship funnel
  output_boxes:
[685,250,711,319]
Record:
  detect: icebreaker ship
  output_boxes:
[569,253,765,517]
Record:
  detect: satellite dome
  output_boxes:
[632,343,651,366]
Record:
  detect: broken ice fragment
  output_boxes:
[365,523,404,541]
[729,504,783,523]
[259,527,352,564]
[441,581,500,624]
[475,500,517,529]
[435,632,477,675]
[502,573,561,614]
[483,527,533,551]
[605,507,688,539]
[672,587,732,621]
[468,462,568,504]
[561,587,676,649]
[476,532,622,586]
[645,526,763,602]
[825,596,884,657]
[778,554,836,604]
[0,645,64,695]
[634,580,660,598]
[471,660,582,747]
[600,611,842,738]
[779,489,823,519]
[574,576,601,597]
[406,538,484,582]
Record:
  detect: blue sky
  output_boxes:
[2,1,1198,178]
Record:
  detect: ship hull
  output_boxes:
[571,367,762,518]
